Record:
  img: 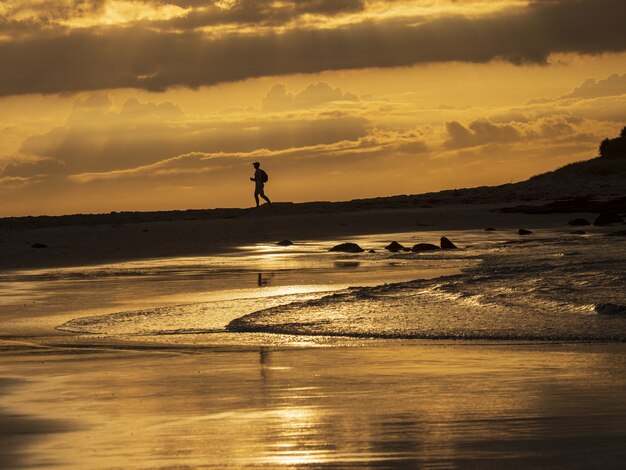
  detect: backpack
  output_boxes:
[259,169,269,183]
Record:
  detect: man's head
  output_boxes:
[253,162,260,169]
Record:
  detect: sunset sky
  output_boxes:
[1,0,625,216]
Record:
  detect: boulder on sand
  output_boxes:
[594,212,624,226]
[518,229,533,235]
[484,227,497,231]
[440,236,458,250]
[570,230,586,235]
[568,218,590,226]
[385,241,406,252]
[411,243,441,252]
[329,242,364,253]
[277,239,294,246]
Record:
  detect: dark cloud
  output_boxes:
[1,0,625,96]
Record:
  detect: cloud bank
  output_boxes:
[1,0,625,95]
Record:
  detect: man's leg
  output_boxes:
[259,188,271,205]
[257,186,271,205]
[254,190,260,207]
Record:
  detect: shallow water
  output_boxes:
[1,232,466,342]
[2,229,625,345]
[3,344,626,469]
[231,234,626,341]
[39,229,626,345]
[3,228,626,468]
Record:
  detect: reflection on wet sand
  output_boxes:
[257,273,275,287]
[0,376,71,469]
[2,344,625,468]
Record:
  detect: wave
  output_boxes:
[227,237,626,342]
[57,234,626,343]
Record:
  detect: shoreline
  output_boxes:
[1,201,616,271]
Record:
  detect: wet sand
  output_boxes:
[0,202,597,270]
[2,201,625,468]
[2,342,626,469]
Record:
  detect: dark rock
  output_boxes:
[31,243,48,248]
[329,242,364,253]
[484,227,497,231]
[606,230,626,237]
[385,241,406,252]
[411,243,441,252]
[277,239,294,246]
[440,236,458,249]
[142,229,149,232]
[368,249,376,253]
[595,303,626,315]
[518,229,533,235]
[594,212,624,226]
[568,218,590,226]
[570,230,586,235]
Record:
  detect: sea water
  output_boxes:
[2,229,625,344]
[230,233,626,341]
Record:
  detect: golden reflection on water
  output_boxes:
[4,344,625,468]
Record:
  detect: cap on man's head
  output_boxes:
[253,161,260,167]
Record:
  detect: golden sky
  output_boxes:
[1,0,625,216]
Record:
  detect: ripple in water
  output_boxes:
[59,235,626,343]
[229,236,626,341]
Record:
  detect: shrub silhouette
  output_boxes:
[599,127,626,159]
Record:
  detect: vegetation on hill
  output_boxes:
[599,126,626,160]
[530,126,626,181]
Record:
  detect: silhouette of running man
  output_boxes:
[250,162,272,207]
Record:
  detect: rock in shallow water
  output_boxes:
[595,303,626,315]
[518,229,533,235]
[385,241,406,252]
[440,236,458,250]
[329,242,364,253]
[411,243,440,252]
[277,239,294,246]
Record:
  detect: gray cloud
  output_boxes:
[160,0,366,29]
[445,119,521,149]
[561,73,626,100]
[5,94,369,177]
[262,82,359,111]
[1,0,625,96]
[444,115,593,149]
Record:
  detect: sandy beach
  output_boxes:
[1,196,626,468]
[0,199,614,270]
